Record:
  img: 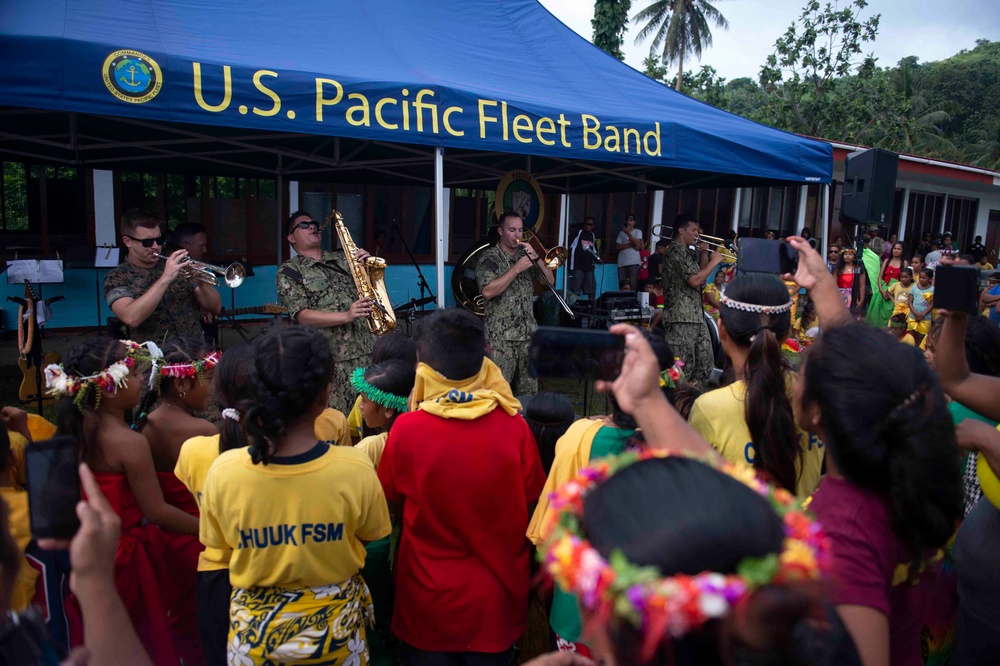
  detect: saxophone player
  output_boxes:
[277,211,375,413]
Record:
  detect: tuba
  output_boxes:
[327,210,396,335]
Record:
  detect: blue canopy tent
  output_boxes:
[0,0,832,306]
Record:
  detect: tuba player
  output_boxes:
[475,210,553,396]
[277,211,375,413]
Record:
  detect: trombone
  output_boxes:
[650,225,738,264]
[518,230,575,319]
[155,253,247,288]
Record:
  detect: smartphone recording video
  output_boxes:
[934,264,981,315]
[738,238,798,275]
[25,435,81,540]
[529,327,625,381]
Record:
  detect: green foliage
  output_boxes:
[633,0,730,90]
[592,0,633,60]
[636,0,998,169]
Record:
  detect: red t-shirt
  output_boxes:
[378,407,546,652]
[810,476,938,666]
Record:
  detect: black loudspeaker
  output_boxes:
[839,148,899,227]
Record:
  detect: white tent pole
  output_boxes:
[821,184,831,258]
[434,146,446,309]
[731,188,742,234]
[559,192,569,298]
[276,156,284,267]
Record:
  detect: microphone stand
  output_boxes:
[392,220,436,307]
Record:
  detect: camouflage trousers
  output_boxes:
[664,322,714,388]
[490,340,537,398]
[330,353,367,415]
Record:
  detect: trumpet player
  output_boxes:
[276,211,375,413]
[476,210,553,396]
[104,208,221,344]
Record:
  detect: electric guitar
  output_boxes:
[219,303,287,317]
[13,281,63,403]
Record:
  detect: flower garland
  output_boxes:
[153,350,221,393]
[658,357,685,389]
[540,450,829,646]
[350,367,409,413]
[44,340,159,411]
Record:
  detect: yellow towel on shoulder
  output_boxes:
[411,358,521,420]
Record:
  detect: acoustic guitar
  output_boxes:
[15,281,61,404]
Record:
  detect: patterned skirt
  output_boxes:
[228,574,374,665]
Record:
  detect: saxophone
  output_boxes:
[327,210,396,336]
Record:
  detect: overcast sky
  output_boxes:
[538,0,999,82]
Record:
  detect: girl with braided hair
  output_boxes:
[199,326,391,665]
[688,273,824,497]
[49,337,198,666]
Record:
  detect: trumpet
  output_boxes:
[155,253,246,288]
[518,230,575,319]
[650,225,738,264]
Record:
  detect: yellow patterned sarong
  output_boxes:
[228,573,374,665]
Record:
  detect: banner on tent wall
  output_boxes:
[494,171,544,230]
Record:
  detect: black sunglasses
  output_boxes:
[125,234,165,248]
[288,220,319,234]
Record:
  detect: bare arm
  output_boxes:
[936,313,1000,421]
[192,283,222,315]
[856,270,868,309]
[837,605,890,666]
[295,302,369,328]
[784,236,852,330]
[117,431,199,533]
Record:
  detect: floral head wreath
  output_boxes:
[540,450,829,651]
[350,367,409,413]
[44,340,162,412]
[659,357,685,389]
[153,350,222,393]
[719,289,793,316]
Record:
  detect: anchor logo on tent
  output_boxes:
[102,49,163,104]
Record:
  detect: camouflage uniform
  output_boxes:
[661,242,714,386]
[476,243,538,396]
[103,260,205,344]
[276,251,374,414]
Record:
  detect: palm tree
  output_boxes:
[633,0,730,91]
[967,119,1000,170]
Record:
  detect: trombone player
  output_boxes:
[476,210,553,396]
[104,208,221,344]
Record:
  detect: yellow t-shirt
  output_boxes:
[0,488,38,611]
[978,262,994,271]
[355,432,389,470]
[175,434,231,571]
[315,408,351,446]
[900,332,916,346]
[200,443,391,589]
[347,396,364,441]
[3,430,27,489]
[688,379,824,498]
[888,281,912,317]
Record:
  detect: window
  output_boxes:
[944,196,979,252]
[449,189,492,262]
[1,162,30,231]
[0,162,87,253]
[737,186,799,239]
[905,192,945,245]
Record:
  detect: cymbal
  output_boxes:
[394,296,435,312]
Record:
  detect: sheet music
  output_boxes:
[6,259,40,284]
[94,246,120,268]
[38,260,64,283]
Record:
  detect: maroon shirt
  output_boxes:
[378,407,546,652]
[810,476,939,666]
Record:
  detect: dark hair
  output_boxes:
[362,360,416,432]
[960,254,974,264]
[240,326,333,465]
[120,208,160,237]
[673,214,698,234]
[170,222,207,247]
[133,336,213,432]
[719,275,798,493]
[802,325,962,561]
[56,337,127,463]
[213,344,259,454]
[889,313,908,327]
[371,331,417,366]
[523,392,575,474]
[582,457,817,663]
[919,267,934,280]
[415,308,485,381]
[497,210,523,229]
[672,382,702,421]
[833,250,856,281]
[285,210,315,234]
[899,267,913,279]
[655,239,669,249]
[963,316,1000,376]
[828,244,840,253]
[584,216,596,225]
[801,227,812,239]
